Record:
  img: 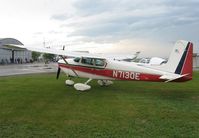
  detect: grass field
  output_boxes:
[0,72,199,138]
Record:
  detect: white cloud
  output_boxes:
[0,0,199,56]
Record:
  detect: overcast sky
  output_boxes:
[0,0,199,57]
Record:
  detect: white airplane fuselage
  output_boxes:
[58,58,191,82]
[2,40,193,91]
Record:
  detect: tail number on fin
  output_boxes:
[113,70,140,80]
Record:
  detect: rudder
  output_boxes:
[175,42,193,77]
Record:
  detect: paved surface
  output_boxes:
[0,63,57,76]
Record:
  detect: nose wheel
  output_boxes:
[65,79,74,86]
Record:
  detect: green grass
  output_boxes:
[0,72,199,138]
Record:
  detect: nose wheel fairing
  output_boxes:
[65,80,75,86]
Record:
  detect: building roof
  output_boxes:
[0,38,23,47]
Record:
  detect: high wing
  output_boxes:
[2,44,140,60]
[2,44,105,58]
[99,52,140,61]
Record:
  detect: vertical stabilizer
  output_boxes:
[156,40,193,78]
[174,41,193,77]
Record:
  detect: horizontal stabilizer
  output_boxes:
[160,74,189,82]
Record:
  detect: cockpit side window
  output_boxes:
[80,57,106,67]
[95,59,105,66]
[81,57,94,65]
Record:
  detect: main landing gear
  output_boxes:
[65,78,113,91]
[74,78,92,91]
[65,78,92,91]
[97,80,113,86]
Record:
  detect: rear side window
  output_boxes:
[95,59,105,66]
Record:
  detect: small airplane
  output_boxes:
[3,40,193,91]
[139,57,167,65]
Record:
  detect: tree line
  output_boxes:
[32,52,56,63]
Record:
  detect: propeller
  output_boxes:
[56,55,68,79]
[56,67,61,79]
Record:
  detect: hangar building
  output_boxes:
[0,38,32,64]
[193,53,199,68]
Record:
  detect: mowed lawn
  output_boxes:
[0,72,199,138]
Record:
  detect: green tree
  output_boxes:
[32,52,41,61]
[43,53,55,63]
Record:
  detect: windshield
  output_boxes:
[74,57,80,62]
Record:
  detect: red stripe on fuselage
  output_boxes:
[59,63,163,82]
